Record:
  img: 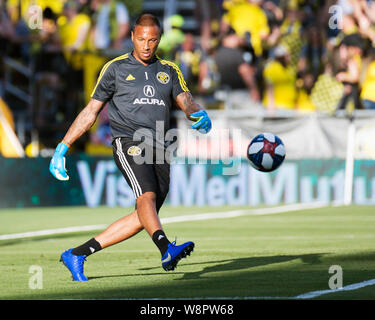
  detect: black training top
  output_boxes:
[91,51,189,147]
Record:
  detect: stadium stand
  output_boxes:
[1,0,375,156]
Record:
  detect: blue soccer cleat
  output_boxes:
[59,248,88,281]
[161,240,195,271]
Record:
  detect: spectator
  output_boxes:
[4,0,31,64]
[33,7,65,128]
[0,0,14,41]
[295,71,316,113]
[262,0,283,27]
[0,0,15,97]
[309,62,345,114]
[158,14,186,60]
[213,29,260,104]
[336,33,365,111]
[263,45,297,112]
[261,1,283,52]
[77,0,93,15]
[221,0,270,60]
[58,1,91,68]
[276,1,304,71]
[360,48,375,110]
[58,0,92,121]
[198,43,221,95]
[6,0,66,25]
[93,0,130,50]
[195,0,224,53]
[173,33,202,92]
[352,0,375,45]
[298,24,326,80]
[279,1,302,36]
[328,0,359,48]
[359,0,375,27]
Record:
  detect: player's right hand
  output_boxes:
[49,142,70,181]
[190,110,212,134]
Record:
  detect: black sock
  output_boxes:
[152,230,170,256]
[71,238,102,257]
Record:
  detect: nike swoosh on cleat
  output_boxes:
[161,253,172,264]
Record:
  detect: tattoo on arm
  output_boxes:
[63,99,104,145]
[176,92,201,120]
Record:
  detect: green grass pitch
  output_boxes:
[0,205,374,300]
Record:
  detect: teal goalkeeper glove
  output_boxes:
[190,110,212,134]
[49,142,70,181]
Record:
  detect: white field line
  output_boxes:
[294,278,375,299]
[161,201,328,224]
[0,202,328,241]
[106,278,375,300]
[0,225,107,241]
[2,202,374,299]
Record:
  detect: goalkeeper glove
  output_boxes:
[49,141,70,181]
[190,110,212,134]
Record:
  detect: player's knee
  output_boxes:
[136,191,156,204]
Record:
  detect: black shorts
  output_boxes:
[112,137,170,212]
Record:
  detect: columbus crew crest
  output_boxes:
[157,72,170,84]
[127,146,142,156]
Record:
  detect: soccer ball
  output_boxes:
[247,133,286,172]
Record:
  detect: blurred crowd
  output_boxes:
[187,0,375,115]
[0,0,139,138]
[2,0,375,151]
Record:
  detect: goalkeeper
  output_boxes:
[49,14,212,281]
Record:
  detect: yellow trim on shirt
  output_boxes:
[90,53,129,97]
[157,57,190,92]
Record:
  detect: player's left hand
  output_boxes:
[190,110,212,134]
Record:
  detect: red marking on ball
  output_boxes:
[262,139,277,157]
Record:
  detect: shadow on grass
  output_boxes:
[175,253,323,280]
[3,252,329,300]
[5,252,375,299]
[87,254,323,281]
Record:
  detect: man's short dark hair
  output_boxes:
[133,14,162,33]
[341,33,365,51]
